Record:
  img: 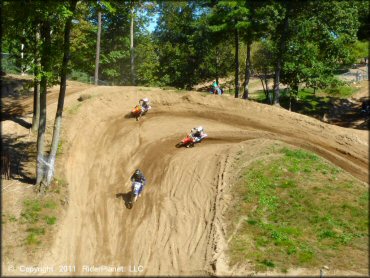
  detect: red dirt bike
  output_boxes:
[131,105,143,121]
[175,133,208,148]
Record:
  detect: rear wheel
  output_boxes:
[176,142,184,148]
[128,191,137,208]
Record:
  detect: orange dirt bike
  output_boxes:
[175,133,208,148]
[131,105,143,121]
[131,105,151,121]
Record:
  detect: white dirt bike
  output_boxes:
[128,181,142,208]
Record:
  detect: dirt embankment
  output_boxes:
[2,85,368,276]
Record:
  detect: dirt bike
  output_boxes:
[127,181,142,208]
[175,133,208,148]
[131,105,143,121]
[131,105,151,121]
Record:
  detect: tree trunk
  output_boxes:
[259,77,267,98]
[273,13,289,106]
[36,20,51,187]
[130,2,135,85]
[32,27,40,132]
[242,40,251,99]
[215,49,219,85]
[94,10,101,85]
[45,0,78,186]
[265,76,272,104]
[234,24,240,98]
[32,80,41,132]
[273,59,281,105]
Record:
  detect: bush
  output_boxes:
[68,70,90,83]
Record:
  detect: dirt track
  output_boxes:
[32,86,367,276]
[2,85,369,276]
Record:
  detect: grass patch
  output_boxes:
[20,199,42,224]
[57,140,64,155]
[67,103,82,115]
[8,215,17,222]
[227,145,368,272]
[249,90,266,102]
[25,227,45,245]
[69,70,90,83]
[323,85,358,97]
[44,216,57,225]
[20,197,59,246]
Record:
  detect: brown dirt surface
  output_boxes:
[1,77,93,120]
[1,83,368,276]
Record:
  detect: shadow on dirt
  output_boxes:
[1,76,33,128]
[124,112,133,119]
[1,100,29,120]
[116,192,132,209]
[1,112,32,129]
[1,77,33,99]
[1,135,36,184]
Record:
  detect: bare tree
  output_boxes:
[94,9,101,85]
[234,21,240,98]
[35,19,51,186]
[130,0,135,85]
[45,0,78,186]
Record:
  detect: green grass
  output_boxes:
[44,216,57,225]
[250,90,267,102]
[26,227,45,245]
[21,199,42,224]
[43,200,57,209]
[67,103,82,115]
[21,198,58,245]
[323,85,358,97]
[57,140,64,155]
[8,215,17,222]
[68,70,90,84]
[227,146,368,272]
[50,177,68,194]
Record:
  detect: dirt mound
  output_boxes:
[2,86,368,276]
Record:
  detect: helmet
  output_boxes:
[197,126,203,132]
[142,98,149,102]
[135,169,142,176]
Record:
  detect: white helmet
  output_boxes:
[142,98,149,103]
[197,126,203,132]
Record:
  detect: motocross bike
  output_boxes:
[131,105,143,121]
[127,181,142,208]
[131,105,151,121]
[175,133,208,148]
